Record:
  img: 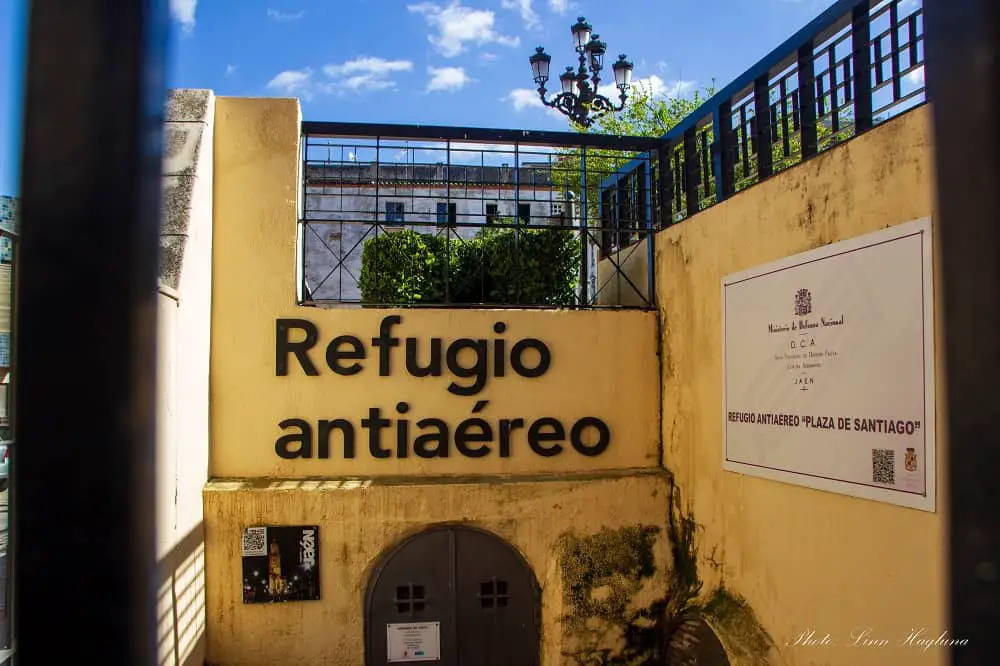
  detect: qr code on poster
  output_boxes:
[242,527,267,556]
[872,449,895,486]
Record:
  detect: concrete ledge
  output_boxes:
[158,282,180,302]
[205,467,671,491]
[163,123,205,177]
[165,89,212,123]
[159,234,188,289]
[159,89,214,289]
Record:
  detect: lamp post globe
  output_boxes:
[527,17,633,127]
[612,55,634,91]
[585,35,607,73]
[571,16,592,52]
[529,46,551,87]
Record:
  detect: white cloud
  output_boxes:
[267,68,314,100]
[907,65,925,85]
[502,0,540,30]
[599,74,696,100]
[225,64,236,77]
[506,88,543,112]
[323,57,413,78]
[503,88,565,120]
[267,57,413,101]
[664,79,696,98]
[170,0,197,33]
[548,0,569,13]
[480,52,500,62]
[408,2,519,57]
[337,75,398,92]
[426,66,472,92]
[267,8,305,21]
[322,56,414,94]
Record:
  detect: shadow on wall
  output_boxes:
[556,474,774,665]
[595,238,650,308]
[157,522,207,666]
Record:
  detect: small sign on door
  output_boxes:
[387,621,441,662]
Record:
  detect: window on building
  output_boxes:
[436,202,457,227]
[385,202,404,225]
[517,203,531,225]
[485,203,498,225]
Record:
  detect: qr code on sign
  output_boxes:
[872,449,895,485]
[242,527,267,556]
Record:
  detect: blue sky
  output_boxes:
[1,0,840,196]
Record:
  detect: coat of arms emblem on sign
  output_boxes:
[794,288,812,316]
[905,447,918,472]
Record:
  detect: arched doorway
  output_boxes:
[664,615,731,666]
[365,524,540,666]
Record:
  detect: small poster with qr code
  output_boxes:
[241,526,320,604]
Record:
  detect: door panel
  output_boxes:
[366,526,538,666]
[367,528,456,665]
[455,528,538,666]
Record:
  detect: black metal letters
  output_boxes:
[271,315,612,460]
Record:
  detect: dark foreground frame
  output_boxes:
[12,0,167,663]
[925,0,1000,662]
[4,0,998,662]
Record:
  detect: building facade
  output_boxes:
[303,162,572,302]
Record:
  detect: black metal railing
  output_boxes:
[299,125,661,309]
[603,0,926,224]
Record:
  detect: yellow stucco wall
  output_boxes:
[210,97,659,479]
[208,97,667,666]
[211,94,945,666]
[655,107,946,665]
[204,472,672,666]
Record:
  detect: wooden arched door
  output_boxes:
[365,525,540,666]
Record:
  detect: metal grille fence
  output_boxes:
[300,0,926,311]
[300,125,661,309]
[605,0,926,224]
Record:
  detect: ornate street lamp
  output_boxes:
[529,16,634,128]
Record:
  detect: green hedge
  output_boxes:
[358,225,581,306]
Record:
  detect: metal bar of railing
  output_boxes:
[798,40,820,159]
[300,122,664,152]
[683,129,699,217]
[852,1,875,133]
[643,155,655,307]
[579,148,588,306]
[753,75,774,179]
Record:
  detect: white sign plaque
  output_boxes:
[722,218,935,511]
[387,621,441,662]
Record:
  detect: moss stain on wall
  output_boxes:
[557,524,664,664]
[556,475,774,665]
